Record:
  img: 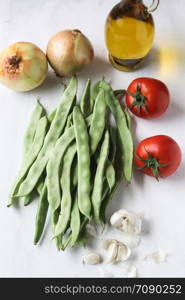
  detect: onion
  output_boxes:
[0,42,48,91]
[46,29,94,76]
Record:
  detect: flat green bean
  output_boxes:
[54,143,77,237]
[48,109,57,123]
[24,176,45,206]
[92,130,110,224]
[109,127,117,162]
[100,178,122,223]
[106,161,116,191]
[73,106,91,219]
[105,127,116,190]
[47,114,92,212]
[65,112,73,129]
[61,218,87,250]
[90,80,101,112]
[16,76,77,197]
[8,116,48,206]
[124,108,132,129]
[46,127,75,212]
[70,194,81,246]
[34,183,49,245]
[24,190,38,206]
[89,89,107,154]
[80,79,91,117]
[23,100,45,158]
[71,158,78,187]
[24,109,58,207]
[100,80,133,182]
[9,101,45,206]
[24,110,55,207]
[51,210,61,250]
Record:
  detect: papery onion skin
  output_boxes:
[0,42,48,91]
[46,29,94,77]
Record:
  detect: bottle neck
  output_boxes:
[121,0,143,3]
[120,0,143,9]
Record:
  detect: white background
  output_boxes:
[0,0,185,278]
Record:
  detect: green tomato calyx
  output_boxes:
[136,149,168,180]
[127,83,148,114]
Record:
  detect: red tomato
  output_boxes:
[135,135,182,178]
[125,78,170,119]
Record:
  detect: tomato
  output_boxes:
[135,135,182,178]
[125,77,170,119]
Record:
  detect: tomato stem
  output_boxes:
[136,149,168,179]
[127,83,149,114]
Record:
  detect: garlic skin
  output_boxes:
[115,266,137,278]
[104,239,131,264]
[144,250,167,264]
[0,42,48,91]
[110,209,142,235]
[46,29,94,77]
[83,253,102,265]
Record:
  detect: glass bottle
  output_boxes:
[105,0,159,71]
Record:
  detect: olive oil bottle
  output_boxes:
[105,0,159,71]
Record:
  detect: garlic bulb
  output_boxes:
[46,29,94,77]
[110,209,143,235]
[83,253,102,265]
[103,239,131,264]
[0,42,48,91]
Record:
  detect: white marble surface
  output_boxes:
[0,0,185,278]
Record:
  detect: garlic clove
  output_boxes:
[104,239,131,264]
[110,209,143,235]
[106,240,118,264]
[102,239,115,250]
[83,253,102,265]
[116,243,131,262]
[110,209,126,228]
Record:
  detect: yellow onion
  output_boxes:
[46,29,94,76]
[0,42,48,91]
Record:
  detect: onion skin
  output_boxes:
[46,30,94,76]
[0,42,48,91]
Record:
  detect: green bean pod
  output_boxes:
[16,76,77,197]
[92,130,110,224]
[48,109,57,123]
[100,80,133,182]
[106,161,116,191]
[54,143,77,237]
[100,178,122,223]
[8,116,48,206]
[65,112,73,130]
[34,183,49,245]
[90,80,101,112]
[23,100,45,158]
[46,114,92,212]
[46,127,75,212]
[70,194,81,246]
[89,89,107,154]
[124,108,132,130]
[73,106,91,219]
[80,79,91,117]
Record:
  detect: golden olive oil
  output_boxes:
[105,0,158,71]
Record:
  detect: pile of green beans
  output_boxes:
[8,76,133,250]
